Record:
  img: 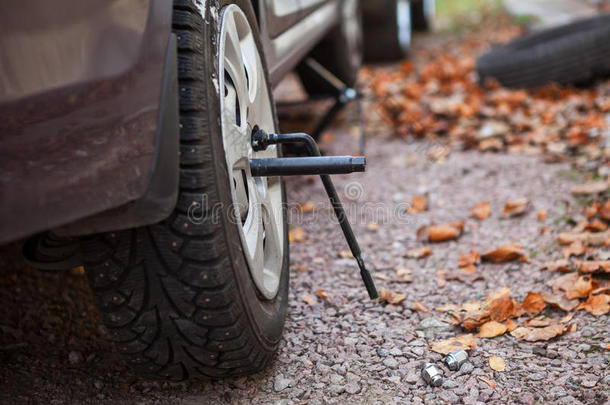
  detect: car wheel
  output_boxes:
[297,0,363,95]
[363,0,412,61]
[81,0,289,381]
[412,0,435,31]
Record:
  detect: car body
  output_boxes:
[0,0,345,244]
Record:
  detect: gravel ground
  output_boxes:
[1,117,608,403]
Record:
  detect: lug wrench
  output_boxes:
[250,130,378,300]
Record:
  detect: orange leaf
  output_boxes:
[489,298,515,321]
[579,260,610,274]
[379,288,406,305]
[316,289,328,300]
[502,198,529,217]
[481,244,527,263]
[504,319,518,332]
[557,230,610,246]
[477,321,507,338]
[470,201,491,220]
[408,195,428,213]
[543,259,571,272]
[565,276,595,299]
[289,226,307,243]
[412,301,431,312]
[577,294,609,316]
[522,292,546,315]
[510,324,567,342]
[459,250,481,267]
[571,181,608,195]
[301,292,318,305]
[429,224,462,242]
[297,202,316,212]
[563,241,586,258]
[537,209,547,221]
[405,247,432,259]
[430,334,477,355]
[543,293,580,311]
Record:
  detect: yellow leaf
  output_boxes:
[489,356,505,371]
[379,288,406,305]
[289,227,307,243]
[477,321,507,338]
[412,301,431,312]
[301,292,317,305]
[430,334,477,355]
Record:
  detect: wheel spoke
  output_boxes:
[223,14,249,115]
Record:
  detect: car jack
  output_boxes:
[251,130,378,300]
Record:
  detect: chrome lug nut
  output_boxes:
[421,362,443,387]
[444,349,469,371]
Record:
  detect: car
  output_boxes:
[0,0,432,380]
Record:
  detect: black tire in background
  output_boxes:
[476,14,610,89]
[362,0,412,61]
[297,0,363,96]
[411,0,434,31]
[81,0,289,381]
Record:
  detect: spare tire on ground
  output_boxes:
[476,14,610,88]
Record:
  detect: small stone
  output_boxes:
[548,386,567,399]
[439,391,459,403]
[580,375,597,388]
[532,346,546,356]
[578,344,591,352]
[411,347,425,356]
[529,372,545,381]
[389,348,403,356]
[274,376,293,392]
[546,350,558,359]
[551,359,562,367]
[345,382,361,395]
[405,372,419,384]
[383,357,399,369]
[442,379,459,389]
[326,384,345,395]
[68,351,83,365]
[416,318,450,330]
[459,362,474,374]
[93,380,103,390]
[377,348,389,357]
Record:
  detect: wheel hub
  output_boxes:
[218,5,284,299]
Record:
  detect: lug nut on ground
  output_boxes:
[444,349,469,371]
[421,362,443,387]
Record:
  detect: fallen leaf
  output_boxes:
[543,259,571,272]
[504,319,518,332]
[316,289,328,300]
[600,200,610,221]
[559,312,574,323]
[337,250,354,259]
[477,321,507,338]
[579,260,610,274]
[547,272,580,294]
[489,356,505,371]
[412,301,431,312]
[366,222,380,232]
[297,202,316,212]
[405,247,432,259]
[471,201,491,220]
[430,334,477,355]
[557,230,610,246]
[584,219,608,232]
[577,293,610,316]
[71,266,85,276]
[428,223,462,242]
[301,292,318,305]
[537,209,547,221]
[510,324,567,342]
[543,293,580,311]
[375,268,413,283]
[502,197,529,217]
[563,241,586,258]
[459,250,481,267]
[477,376,497,388]
[435,270,447,288]
[522,292,546,315]
[565,276,595,299]
[525,317,552,327]
[489,298,516,321]
[486,286,511,302]
[379,288,406,305]
[407,194,428,213]
[289,226,307,243]
[571,180,608,195]
[481,244,527,263]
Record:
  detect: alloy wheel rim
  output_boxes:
[218,5,284,299]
